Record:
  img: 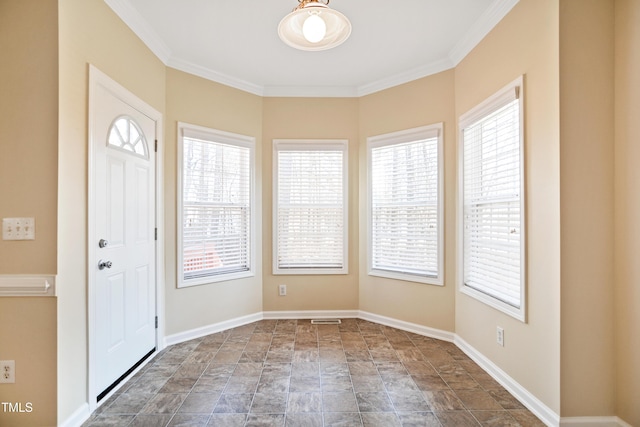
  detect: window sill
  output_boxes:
[273,267,348,276]
[178,270,255,288]
[368,269,443,286]
[459,284,526,322]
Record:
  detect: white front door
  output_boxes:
[89,67,157,400]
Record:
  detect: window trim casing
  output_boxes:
[366,124,444,286]
[273,139,349,275]
[457,75,527,322]
[177,122,256,288]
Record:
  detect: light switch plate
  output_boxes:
[2,218,35,240]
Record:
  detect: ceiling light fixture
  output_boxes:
[278,0,352,51]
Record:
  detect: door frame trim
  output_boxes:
[87,64,165,411]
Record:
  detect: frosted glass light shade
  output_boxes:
[278,2,351,51]
[302,14,327,43]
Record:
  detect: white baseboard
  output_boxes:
[358,311,456,343]
[161,309,555,427]
[58,402,90,427]
[616,417,634,427]
[560,417,633,427]
[263,310,359,320]
[82,309,637,427]
[163,312,263,346]
[164,310,359,346]
[455,335,559,427]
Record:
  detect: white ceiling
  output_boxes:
[105,0,519,97]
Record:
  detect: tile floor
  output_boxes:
[83,319,546,427]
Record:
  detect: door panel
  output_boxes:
[91,78,156,397]
[107,158,126,246]
[135,266,150,331]
[135,165,150,243]
[106,273,126,351]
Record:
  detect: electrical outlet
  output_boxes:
[0,360,15,383]
[496,327,505,347]
[279,284,287,296]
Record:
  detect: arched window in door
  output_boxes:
[107,115,149,158]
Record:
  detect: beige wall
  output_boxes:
[57,0,166,423]
[0,2,58,426]
[357,71,456,331]
[3,0,637,424]
[0,0,58,273]
[614,0,640,424]
[262,98,360,312]
[0,298,57,427]
[454,0,561,413]
[559,0,616,417]
[164,68,263,335]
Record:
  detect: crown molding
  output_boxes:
[167,57,265,97]
[356,57,455,97]
[169,58,359,98]
[169,56,361,97]
[103,0,172,63]
[448,0,520,65]
[104,0,519,98]
[262,85,359,98]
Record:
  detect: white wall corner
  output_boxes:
[0,275,56,297]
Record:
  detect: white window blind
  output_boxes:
[178,124,254,287]
[459,76,525,320]
[368,125,443,285]
[274,140,348,274]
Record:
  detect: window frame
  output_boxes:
[273,139,349,275]
[177,122,256,288]
[367,124,444,286]
[457,76,527,321]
